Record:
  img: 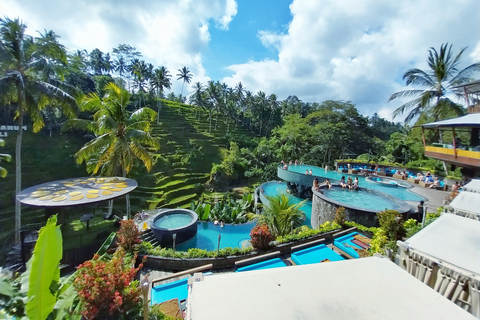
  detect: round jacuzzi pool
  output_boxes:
[312,185,411,227]
[151,209,198,247]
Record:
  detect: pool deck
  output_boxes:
[406,183,450,213]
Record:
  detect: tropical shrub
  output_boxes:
[190,193,254,224]
[259,193,306,237]
[250,224,275,250]
[117,219,142,253]
[377,209,405,241]
[139,241,253,258]
[276,221,341,244]
[73,247,145,320]
[335,206,346,226]
[369,228,389,254]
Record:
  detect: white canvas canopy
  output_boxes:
[186,257,475,320]
[463,179,480,194]
[421,113,480,128]
[447,191,480,220]
[397,214,480,318]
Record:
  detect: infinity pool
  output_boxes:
[287,164,424,201]
[322,188,397,211]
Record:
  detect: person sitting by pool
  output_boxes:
[295,159,299,165]
[339,176,347,188]
[346,176,354,189]
[324,178,332,189]
[283,163,288,170]
[452,181,460,192]
[415,173,423,181]
[220,220,224,228]
[289,160,293,166]
[425,172,433,182]
[428,177,440,189]
[312,178,320,191]
[352,177,359,190]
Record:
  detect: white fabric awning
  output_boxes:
[463,179,480,194]
[402,214,480,277]
[187,257,476,320]
[421,113,480,128]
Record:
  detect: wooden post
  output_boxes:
[452,128,457,158]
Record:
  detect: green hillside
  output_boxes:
[0,100,257,261]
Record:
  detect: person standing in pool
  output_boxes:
[312,178,320,191]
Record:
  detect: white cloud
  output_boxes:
[221,0,480,118]
[1,0,237,93]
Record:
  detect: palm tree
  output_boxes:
[176,67,192,113]
[0,17,77,239]
[189,81,204,119]
[150,66,171,123]
[390,43,480,124]
[258,193,306,237]
[65,82,159,216]
[89,48,105,75]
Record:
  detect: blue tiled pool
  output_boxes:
[333,232,363,258]
[291,244,345,265]
[236,257,288,272]
[151,277,189,305]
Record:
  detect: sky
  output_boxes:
[2,0,480,121]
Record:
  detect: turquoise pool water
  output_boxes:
[261,182,312,227]
[322,188,397,211]
[151,277,189,305]
[154,213,194,229]
[176,221,255,251]
[287,164,424,201]
[291,244,344,265]
[236,258,287,272]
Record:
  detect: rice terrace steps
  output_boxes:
[128,100,257,213]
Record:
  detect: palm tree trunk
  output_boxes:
[15,89,25,243]
[157,90,162,124]
[123,169,131,218]
[179,82,185,114]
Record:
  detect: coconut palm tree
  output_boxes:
[150,66,171,123]
[390,43,480,124]
[0,17,77,239]
[176,66,192,107]
[65,82,159,216]
[189,81,204,119]
[258,193,306,237]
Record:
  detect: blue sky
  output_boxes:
[2,0,480,120]
[204,0,292,79]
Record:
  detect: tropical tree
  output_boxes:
[189,81,204,119]
[150,66,171,123]
[0,17,77,240]
[176,66,192,110]
[65,82,159,216]
[389,43,480,124]
[258,193,306,237]
[0,139,11,178]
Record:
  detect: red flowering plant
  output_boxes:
[73,247,146,320]
[250,223,275,250]
[117,219,142,253]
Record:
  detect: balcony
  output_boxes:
[424,145,480,168]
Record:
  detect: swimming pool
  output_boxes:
[236,257,287,272]
[321,187,398,211]
[286,164,424,201]
[291,244,344,265]
[151,277,189,305]
[175,221,255,252]
[261,181,312,227]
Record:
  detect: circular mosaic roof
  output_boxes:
[17,177,137,207]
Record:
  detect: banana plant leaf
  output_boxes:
[21,215,62,320]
